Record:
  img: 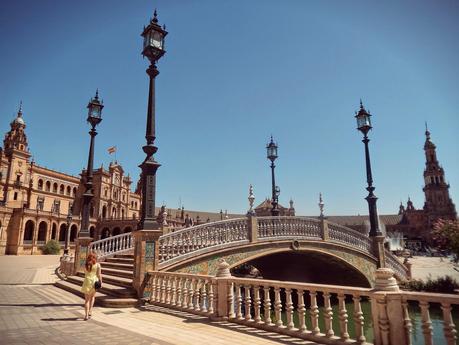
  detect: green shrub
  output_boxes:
[42,239,60,255]
[401,275,459,294]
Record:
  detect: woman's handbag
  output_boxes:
[94,280,101,290]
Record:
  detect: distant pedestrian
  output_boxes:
[80,252,102,320]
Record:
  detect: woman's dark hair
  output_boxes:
[85,252,97,272]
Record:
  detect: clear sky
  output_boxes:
[0,0,458,216]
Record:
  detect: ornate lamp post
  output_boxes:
[79,90,103,238]
[355,100,381,237]
[64,212,73,255]
[138,9,167,230]
[266,136,280,216]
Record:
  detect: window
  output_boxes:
[46,181,51,192]
[13,192,18,200]
[52,200,61,214]
[37,197,44,211]
[60,185,64,194]
[73,187,77,196]
[16,175,20,182]
[38,179,43,191]
[66,186,71,196]
[53,183,58,193]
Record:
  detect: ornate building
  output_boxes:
[254,198,295,217]
[0,106,142,255]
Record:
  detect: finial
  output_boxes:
[318,193,324,218]
[163,24,166,30]
[248,184,255,215]
[152,9,158,23]
[95,88,99,100]
[425,121,431,139]
[18,100,23,114]
[360,99,363,109]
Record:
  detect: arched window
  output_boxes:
[53,183,58,193]
[122,193,126,202]
[121,208,125,220]
[101,228,110,239]
[46,181,51,192]
[102,205,107,219]
[37,221,47,243]
[133,213,137,219]
[113,227,121,236]
[60,184,65,194]
[112,207,117,218]
[124,227,132,233]
[66,186,71,196]
[73,187,77,196]
[23,220,35,242]
[104,188,108,197]
[59,223,67,241]
[70,225,78,242]
[38,179,43,190]
[51,223,57,240]
[89,226,95,239]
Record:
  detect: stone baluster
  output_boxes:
[263,286,273,326]
[419,301,433,345]
[274,286,283,327]
[227,281,235,318]
[244,285,252,321]
[323,292,334,337]
[253,285,262,323]
[236,284,243,320]
[170,276,177,306]
[188,278,195,310]
[285,288,294,330]
[182,278,189,309]
[194,279,201,311]
[309,291,320,335]
[402,299,412,345]
[337,293,349,341]
[155,276,162,302]
[441,302,457,345]
[297,289,307,333]
[200,280,207,313]
[160,276,167,303]
[353,294,366,344]
[208,281,215,315]
[150,275,157,302]
[166,276,172,304]
[176,277,183,308]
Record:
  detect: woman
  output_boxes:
[80,252,102,320]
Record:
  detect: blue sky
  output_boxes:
[0,0,458,216]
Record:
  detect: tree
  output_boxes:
[432,219,459,261]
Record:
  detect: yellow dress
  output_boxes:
[81,263,100,294]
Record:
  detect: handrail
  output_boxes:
[89,232,133,259]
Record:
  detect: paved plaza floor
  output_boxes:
[0,256,319,345]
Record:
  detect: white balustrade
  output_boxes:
[328,222,372,252]
[89,232,133,259]
[257,216,322,239]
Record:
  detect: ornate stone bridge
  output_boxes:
[157,216,408,286]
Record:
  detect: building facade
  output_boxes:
[0,107,142,255]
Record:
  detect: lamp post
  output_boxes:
[266,136,280,216]
[64,212,73,255]
[355,100,381,237]
[138,9,167,230]
[79,91,103,238]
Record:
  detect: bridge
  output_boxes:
[90,215,408,286]
[57,215,459,345]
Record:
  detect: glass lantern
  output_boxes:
[266,137,278,161]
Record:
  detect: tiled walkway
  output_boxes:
[0,284,319,345]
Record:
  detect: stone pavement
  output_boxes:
[409,256,459,281]
[0,255,61,285]
[0,255,319,345]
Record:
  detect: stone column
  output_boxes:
[370,268,407,345]
[247,214,258,243]
[73,236,91,274]
[132,228,162,297]
[373,235,386,268]
[213,260,233,320]
[320,217,329,241]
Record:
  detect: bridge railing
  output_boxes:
[144,268,457,345]
[328,221,373,252]
[158,218,248,262]
[89,232,133,259]
[385,249,409,280]
[257,216,322,239]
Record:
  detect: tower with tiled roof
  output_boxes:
[422,125,456,226]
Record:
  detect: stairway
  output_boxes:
[55,253,139,308]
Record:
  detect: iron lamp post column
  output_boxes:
[79,91,103,238]
[138,10,167,230]
[64,213,72,255]
[355,101,381,237]
[266,136,280,216]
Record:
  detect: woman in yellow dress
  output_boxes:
[81,252,102,320]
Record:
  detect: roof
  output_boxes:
[321,214,402,226]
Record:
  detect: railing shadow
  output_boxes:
[139,305,320,345]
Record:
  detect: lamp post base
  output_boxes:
[73,236,92,273]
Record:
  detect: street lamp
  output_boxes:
[64,212,73,255]
[355,100,381,237]
[266,136,280,216]
[138,9,168,230]
[79,90,103,238]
